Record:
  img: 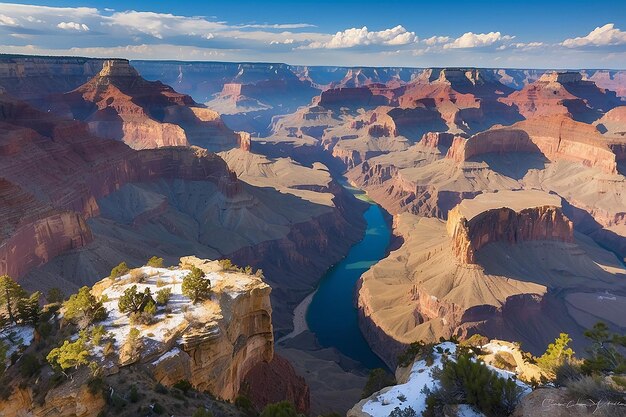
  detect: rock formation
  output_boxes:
[356,193,626,366]
[446,190,574,264]
[57,59,242,151]
[501,71,623,122]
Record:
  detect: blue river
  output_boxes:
[306,183,391,370]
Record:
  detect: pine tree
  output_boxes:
[182,266,211,303]
[110,261,130,278]
[46,332,90,374]
[146,256,164,268]
[118,285,152,314]
[63,286,107,328]
[0,275,27,324]
[17,291,41,325]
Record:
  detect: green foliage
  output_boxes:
[0,275,27,324]
[581,322,626,374]
[398,340,432,367]
[147,256,164,268]
[110,261,130,278]
[118,285,153,314]
[91,325,106,346]
[18,353,41,378]
[362,368,396,398]
[234,394,256,414]
[218,259,233,271]
[152,402,165,414]
[424,355,523,417]
[389,407,417,417]
[154,382,168,394]
[63,286,107,328]
[156,288,171,305]
[16,291,41,325]
[46,333,90,372]
[537,333,574,378]
[129,384,140,402]
[173,379,193,394]
[46,287,65,304]
[182,266,211,303]
[260,401,303,417]
[192,408,214,417]
[87,376,105,395]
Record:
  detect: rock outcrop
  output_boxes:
[356,206,626,367]
[446,115,619,174]
[446,190,574,264]
[57,59,242,151]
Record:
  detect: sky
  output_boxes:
[1,0,626,68]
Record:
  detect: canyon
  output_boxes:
[1,53,626,415]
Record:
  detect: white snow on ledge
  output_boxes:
[360,341,530,417]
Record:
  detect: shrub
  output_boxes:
[152,402,165,414]
[154,383,168,394]
[537,333,574,378]
[156,278,167,287]
[260,401,302,417]
[46,287,65,303]
[63,287,107,328]
[424,355,523,417]
[173,379,193,394]
[398,341,432,367]
[118,285,153,315]
[554,358,584,387]
[147,256,164,268]
[218,259,233,271]
[362,368,396,398]
[110,262,130,278]
[129,384,139,402]
[129,269,146,283]
[565,375,623,401]
[87,376,105,395]
[182,266,211,303]
[46,334,90,373]
[581,322,626,375]
[493,352,517,372]
[234,394,256,413]
[91,325,106,346]
[389,407,417,417]
[193,408,214,417]
[17,291,41,325]
[19,353,41,378]
[156,288,172,305]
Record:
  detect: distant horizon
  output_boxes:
[3,52,626,72]
[0,1,625,68]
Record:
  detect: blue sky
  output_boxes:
[1,1,626,68]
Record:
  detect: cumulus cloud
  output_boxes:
[57,21,89,31]
[562,23,626,48]
[423,35,451,46]
[443,31,514,49]
[306,25,417,48]
[0,14,18,26]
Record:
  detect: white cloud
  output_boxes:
[57,21,89,31]
[0,14,18,26]
[423,35,451,46]
[562,23,626,48]
[443,31,514,49]
[306,25,417,49]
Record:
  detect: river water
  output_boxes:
[306,183,391,370]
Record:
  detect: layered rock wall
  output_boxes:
[447,204,574,264]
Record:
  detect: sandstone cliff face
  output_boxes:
[0,94,240,279]
[0,55,105,100]
[446,193,575,264]
[93,257,274,401]
[57,59,241,152]
[0,374,106,417]
[447,115,619,174]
